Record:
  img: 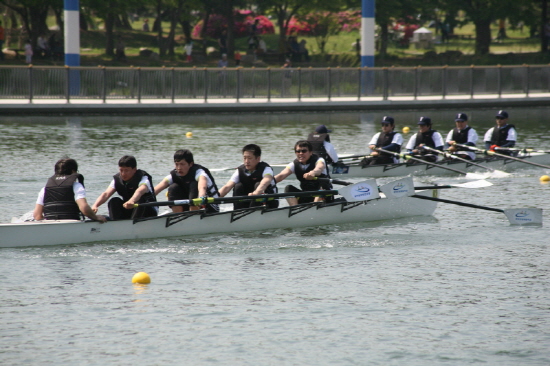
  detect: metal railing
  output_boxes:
[1,64,549,102]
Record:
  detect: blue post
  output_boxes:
[361,0,375,68]
[64,0,80,95]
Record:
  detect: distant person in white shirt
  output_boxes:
[307,125,339,164]
[363,116,404,165]
[445,113,478,160]
[483,110,517,156]
[405,116,444,162]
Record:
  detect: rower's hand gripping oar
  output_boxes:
[134,180,382,208]
[420,145,510,178]
[375,148,488,180]
[454,143,550,170]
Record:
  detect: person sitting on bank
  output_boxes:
[483,110,517,156]
[445,113,478,160]
[91,155,158,220]
[362,116,404,166]
[405,116,444,163]
[274,140,333,206]
[154,149,220,213]
[307,125,338,164]
[33,158,107,222]
[218,144,279,210]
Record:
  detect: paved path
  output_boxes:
[1,93,549,115]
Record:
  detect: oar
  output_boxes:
[421,145,510,178]
[411,195,543,225]
[134,180,381,207]
[493,147,550,154]
[375,148,488,180]
[454,143,550,170]
[315,177,492,190]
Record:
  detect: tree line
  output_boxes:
[0,0,548,59]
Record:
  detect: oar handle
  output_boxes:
[314,177,353,186]
[454,143,550,169]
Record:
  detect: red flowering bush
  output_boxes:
[286,10,361,35]
[192,11,274,39]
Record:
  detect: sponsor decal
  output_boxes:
[90,227,101,234]
[392,182,409,194]
[513,211,532,222]
[352,184,373,199]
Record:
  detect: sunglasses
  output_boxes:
[295,149,309,154]
[496,117,506,120]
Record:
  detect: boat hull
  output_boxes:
[0,190,438,248]
[271,153,550,178]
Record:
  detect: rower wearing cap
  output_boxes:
[307,125,338,164]
[362,116,404,165]
[445,113,478,160]
[483,110,517,156]
[405,116,444,162]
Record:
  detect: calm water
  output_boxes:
[1,108,550,365]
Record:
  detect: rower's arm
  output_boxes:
[303,160,325,180]
[92,186,116,212]
[252,174,273,195]
[76,198,107,222]
[197,175,208,197]
[33,204,44,221]
[218,180,236,197]
[154,179,170,196]
[122,184,149,208]
[274,167,292,183]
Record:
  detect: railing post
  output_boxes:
[137,67,141,103]
[298,67,302,101]
[171,67,175,103]
[236,67,240,102]
[525,64,530,96]
[327,67,331,101]
[102,66,107,103]
[470,64,474,99]
[497,65,502,98]
[65,65,70,103]
[191,67,197,99]
[442,66,447,99]
[383,67,389,100]
[414,66,418,100]
[251,67,256,98]
[267,67,271,102]
[28,65,33,103]
[204,68,208,102]
[357,68,361,100]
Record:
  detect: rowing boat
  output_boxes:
[269,152,550,178]
[0,179,439,248]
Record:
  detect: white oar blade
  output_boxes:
[487,170,511,178]
[339,179,380,202]
[453,180,493,189]
[503,208,543,225]
[379,177,415,199]
[465,172,490,180]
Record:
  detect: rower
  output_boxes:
[154,149,220,213]
[33,158,107,222]
[307,125,338,164]
[274,140,333,206]
[405,116,444,163]
[362,116,404,166]
[217,144,279,210]
[483,110,517,156]
[91,155,158,220]
[445,113,478,160]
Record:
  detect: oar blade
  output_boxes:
[339,179,380,202]
[453,179,493,189]
[487,170,511,178]
[465,172,490,180]
[379,177,415,198]
[503,208,543,225]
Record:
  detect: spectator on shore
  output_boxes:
[218,53,228,68]
[218,29,228,55]
[24,39,33,64]
[115,37,126,62]
[37,34,50,58]
[234,51,241,66]
[299,39,310,62]
[142,19,150,32]
[257,36,267,55]
[184,40,193,63]
[0,21,5,61]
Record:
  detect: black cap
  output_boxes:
[496,110,509,119]
[455,113,468,122]
[381,116,394,124]
[315,125,332,133]
[417,116,431,125]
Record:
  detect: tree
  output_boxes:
[0,0,52,47]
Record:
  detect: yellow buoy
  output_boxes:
[132,272,151,284]
[540,175,550,182]
[186,132,193,138]
[402,126,410,133]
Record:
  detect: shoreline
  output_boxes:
[2,93,549,116]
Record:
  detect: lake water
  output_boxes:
[1,107,549,365]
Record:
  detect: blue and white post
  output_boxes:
[360,0,375,68]
[64,0,80,95]
[361,0,375,96]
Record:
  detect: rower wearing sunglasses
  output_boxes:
[274,140,333,206]
[483,110,517,156]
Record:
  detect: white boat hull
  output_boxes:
[0,190,438,248]
[271,152,550,178]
